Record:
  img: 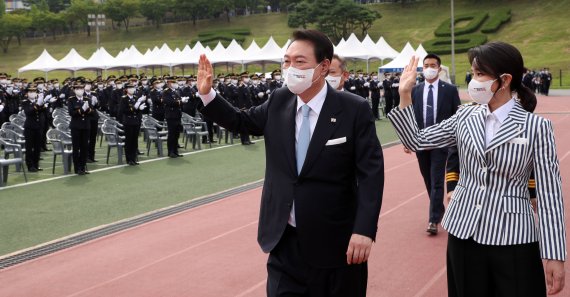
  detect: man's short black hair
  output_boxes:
[291,29,334,63]
[423,53,441,66]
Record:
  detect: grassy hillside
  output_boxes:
[1,0,569,86]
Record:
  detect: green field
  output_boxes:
[1,0,570,87]
[0,120,397,256]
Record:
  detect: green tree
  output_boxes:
[140,0,169,28]
[1,1,5,18]
[63,0,98,36]
[104,0,139,32]
[0,14,33,53]
[30,5,66,40]
[287,0,380,42]
[23,0,70,12]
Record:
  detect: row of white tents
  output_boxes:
[18,33,432,77]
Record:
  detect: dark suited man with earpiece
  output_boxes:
[196,29,384,297]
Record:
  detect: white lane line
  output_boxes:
[64,220,259,297]
[412,266,447,297]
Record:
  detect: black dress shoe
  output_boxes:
[84,170,90,174]
[427,223,438,235]
[86,159,94,163]
[37,167,43,171]
[177,144,183,148]
[127,161,135,165]
[169,153,178,158]
[77,171,86,176]
[175,153,183,157]
[28,167,38,172]
[133,161,140,165]
[137,151,144,155]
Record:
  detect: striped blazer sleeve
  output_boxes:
[533,119,566,261]
[388,105,457,151]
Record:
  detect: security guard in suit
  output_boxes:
[162,77,184,158]
[22,85,45,172]
[68,81,94,175]
[118,82,146,165]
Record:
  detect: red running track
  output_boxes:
[1,95,570,297]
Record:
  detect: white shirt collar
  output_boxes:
[296,82,328,116]
[486,98,516,124]
[424,79,440,89]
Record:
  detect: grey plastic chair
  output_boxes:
[0,139,27,187]
[101,123,125,165]
[46,129,73,174]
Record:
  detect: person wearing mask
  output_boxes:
[150,79,165,122]
[236,72,254,145]
[369,72,382,120]
[196,29,384,297]
[325,54,349,91]
[68,81,94,175]
[118,82,146,166]
[162,77,184,158]
[389,42,566,297]
[84,79,100,163]
[382,72,394,115]
[403,53,461,235]
[269,69,282,92]
[250,74,268,106]
[22,85,46,172]
[110,76,126,120]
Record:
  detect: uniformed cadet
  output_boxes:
[369,72,382,120]
[84,78,100,163]
[110,75,127,120]
[162,77,184,158]
[68,81,94,175]
[236,72,254,145]
[382,72,394,115]
[118,82,146,165]
[150,79,165,121]
[22,85,45,172]
[250,74,268,106]
[268,69,282,92]
[33,77,51,152]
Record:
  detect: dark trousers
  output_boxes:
[371,97,380,119]
[240,132,251,144]
[447,235,546,297]
[384,95,394,115]
[71,128,90,173]
[267,226,367,297]
[166,120,181,155]
[124,124,140,163]
[416,148,447,223]
[88,119,98,160]
[24,128,42,169]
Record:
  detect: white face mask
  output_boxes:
[468,77,500,105]
[116,83,123,89]
[54,83,60,89]
[285,62,322,95]
[252,80,259,85]
[37,84,45,90]
[98,84,104,90]
[325,75,342,90]
[423,67,439,80]
[171,83,179,89]
[85,84,92,91]
[0,79,7,84]
[372,76,378,81]
[274,75,282,81]
[243,78,250,84]
[190,81,196,87]
[142,80,148,85]
[127,88,135,95]
[28,92,38,99]
[158,83,165,89]
[74,89,84,97]
[231,80,238,85]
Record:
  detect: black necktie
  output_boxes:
[426,84,434,127]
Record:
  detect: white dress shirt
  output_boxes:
[484,98,515,147]
[198,84,329,227]
[423,79,439,127]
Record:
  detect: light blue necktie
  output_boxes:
[297,104,311,174]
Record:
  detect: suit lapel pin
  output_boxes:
[331,118,336,123]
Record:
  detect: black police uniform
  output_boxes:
[162,87,183,157]
[68,95,94,174]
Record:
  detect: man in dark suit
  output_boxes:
[197,29,384,297]
[406,53,461,234]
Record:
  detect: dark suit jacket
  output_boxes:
[201,85,384,268]
[411,80,461,129]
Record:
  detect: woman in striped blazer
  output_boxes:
[389,42,566,297]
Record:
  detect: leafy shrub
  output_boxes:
[435,12,489,37]
[424,34,488,55]
[481,9,511,33]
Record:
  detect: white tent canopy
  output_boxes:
[17,36,404,76]
[379,42,417,73]
[18,49,59,73]
[51,48,88,72]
